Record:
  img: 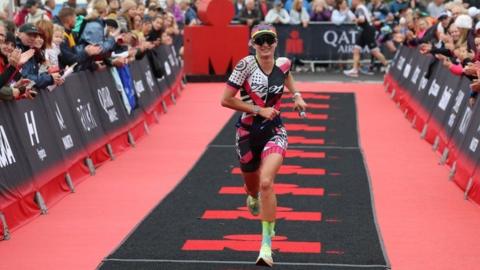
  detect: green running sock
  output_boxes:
[261,221,275,246]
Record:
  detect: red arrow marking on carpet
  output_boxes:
[285,150,326,158]
[282,112,328,120]
[283,93,331,100]
[281,103,330,109]
[232,165,325,175]
[284,124,326,132]
[202,207,322,221]
[219,183,325,196]
[289,136,325,145]
[182,234,321,253]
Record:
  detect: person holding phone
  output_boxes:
[221,23,307,267]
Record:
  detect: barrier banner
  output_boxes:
[5,93,66,189]
[411,63,449,132]
[453,102,480,193]
[438,78,471,156]
[63,72,107,154]
[39,85,88,168]
[274,23,366,60]
[445,94,477,166]
[390,46,414,100]
[83,70,130,138]
[384,46,405,93]
[138,57,163,97]
[403,53,434,120]
[129,60,157,112]
[395,48,424,107]
[0,104,37,232]
[154,45,180,89]
[423,71,462,145]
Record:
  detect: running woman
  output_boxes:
[344,0,389,77]
[220,23,307,267]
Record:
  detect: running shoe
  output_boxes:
[359,66,375,75]
[343,68,359,78]
[246,195,259,216]
[256,243,273,267]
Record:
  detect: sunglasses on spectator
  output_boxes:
[254,35,276,46]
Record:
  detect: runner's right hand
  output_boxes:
[259,107,280,120]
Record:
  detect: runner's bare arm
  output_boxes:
[284,73,307,112]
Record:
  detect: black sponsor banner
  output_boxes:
[129,60,157,112]
[442,77,471,141]
[63,72,107,153]
[83,70,130,137]
[0,104,35,211]
[456,102,480,170]
[153,45,177,89]
[449,96,478,153]
[5,93,66,187]
[274,23,393,61]
[39,85,88,167]
[391,46,414,88]
[402,49,433,96]
[417,64,450,119]
[395,47,417,90]
[387,46,406,83]
[429,71,462,130]
[138,57,162,98]
[410,60,442,109]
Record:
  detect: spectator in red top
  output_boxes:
[258,0,272,20]
[44,0,56,19]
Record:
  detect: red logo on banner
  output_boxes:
[232,165,325,175]
[284,124,326,132]
[202,206,322,221]
[286,30,304,55]
[281,102,330,109]
[219,183,325,196]
[182,234,321,253]
[285,149,326,158]
[281,112,328,120]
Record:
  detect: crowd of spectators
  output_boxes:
[233,0,480,103]
[0,0,192,102]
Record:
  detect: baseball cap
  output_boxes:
[251,23,277,39]
[469,7,480,18]
[437,11,451,20]
[18,23,40,34]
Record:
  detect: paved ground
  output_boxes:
[291,70,384,83]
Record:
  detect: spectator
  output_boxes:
[389,0,408,16]
[310,0,332,22]
[368,0,389,22]
[285,0,310,13]
[13,4,30,26]
[238,0,262,27]
[258,0,272,20]
[44,0,56,19]
[427,0,446,19]
[25,0,50,24]
[331,0,355,25]
[265,0,290,25]
[46,24,63,68]
[117,0,137,32]
[17,23,61,89]
[107,0,120,16]
[147,15,164,45]
[138,3,146,16]
[468,7,480,23]
[57,7,101,70]
[142,16,153,37]
[453,14,473,50]
[164,13,180,36]
[63,0,76,9]
[289,0,309,27]
[166,0,184,24]
[234,0,246,21]
[180,0,199,25]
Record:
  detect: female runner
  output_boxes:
[220,23,307,267]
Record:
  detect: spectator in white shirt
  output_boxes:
[289,0,309,27]
[265,0,290,24]
[331,0,355,25]
[427,0,445,19]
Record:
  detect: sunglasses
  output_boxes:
[254,35,276,46]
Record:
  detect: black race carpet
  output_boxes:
[98,93,390,270]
